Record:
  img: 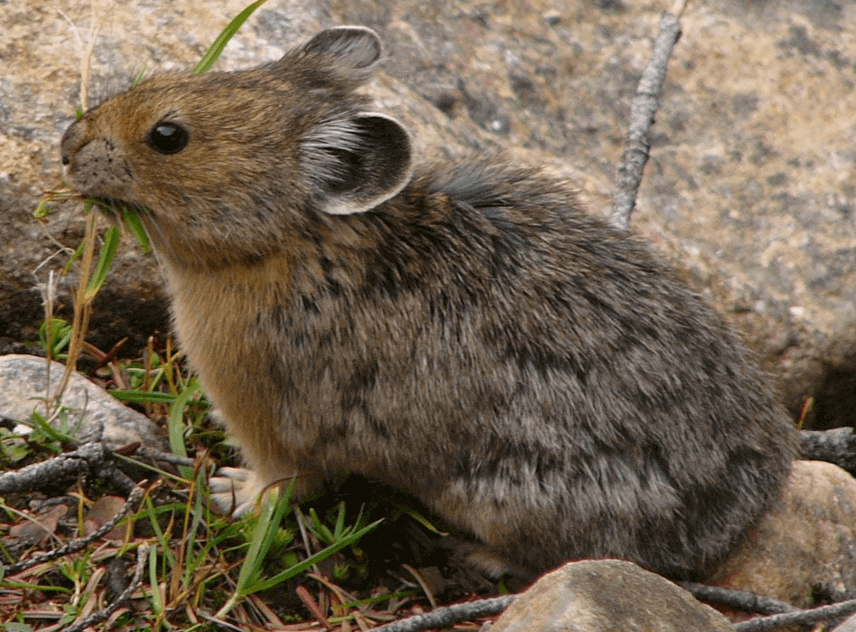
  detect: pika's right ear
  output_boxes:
[302,112,413,215]
[296,26,383,78]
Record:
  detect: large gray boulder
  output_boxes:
[2,1,854,426]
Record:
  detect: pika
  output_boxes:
[61,26,797,580]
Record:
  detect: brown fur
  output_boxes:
[61,26,797,580]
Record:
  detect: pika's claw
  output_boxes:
[209,467,270,518]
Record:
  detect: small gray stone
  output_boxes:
[491,559,734,632]
[709,460,856,608]
[0,354,168,452]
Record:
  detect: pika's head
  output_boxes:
[61,27,413,264]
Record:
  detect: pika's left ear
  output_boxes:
[302,112,414,215]
[300,26,383,77]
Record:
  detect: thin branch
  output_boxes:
[132,445,196,468]
[40,270,58,420]
[402,564,439,610]
[2,482,146,576]
[53,0,116,411]
[197,611,247,632]
[610,11,684,230]
[99,462,139,496]
[293,505,322,577]
[800,428,856,472]
[369,595,516,632]
[78,0,116,111]
[680,582,798,615]
[62,542,150,632]
[295,585,331,629]
[0,441,107,496]
[734,598,856,632]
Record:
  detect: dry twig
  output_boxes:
[610,3,688,230]
[62,542,150,632]
[680,582,798,615]
[734,597,856,632]
[369,595,516,632]
[800,428,856,472]
[51,0,116,410]
[0,442,108,496]
[2,482,146,576]
[132,445,196,468]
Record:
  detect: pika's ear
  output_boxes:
[302,112,413,215]
[300,26,382,77]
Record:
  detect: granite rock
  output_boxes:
[2,0,855,424]
[489,559,734,632]
[710,460,856,611]
[0,353,168,452]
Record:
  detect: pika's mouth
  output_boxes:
[83,196,137,217]
[83,198,153,252]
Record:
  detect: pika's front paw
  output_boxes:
[209,466,272,518]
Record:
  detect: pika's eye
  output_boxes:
[147,122,189,154]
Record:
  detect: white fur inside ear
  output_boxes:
[301,112,413,215]
[302,117,367,193]
[321,198,375,215]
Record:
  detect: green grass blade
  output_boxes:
[132,65,147,86]
[121,205,151,253]
[234,490,279,592]
[26,411,75,444]
[182,470,208,588]
[108,390,178,404]
[148,543,163,614]
[309,507,334,544]
[249,518,383,594]
[193,0,269,74]
[34,198,52,219]
[39,318,72,358]
[84,224,119,300]
[397,504,449,535]
[255,485,294,557]
[213,482,295,619]
[144,497,175,568]
[213,488,280,619]
[62,240,86,275]
[334,501,347,538]
[168,381,202,478]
